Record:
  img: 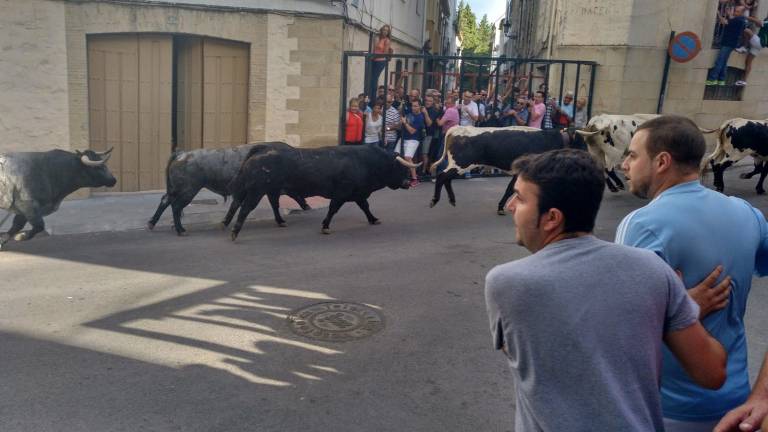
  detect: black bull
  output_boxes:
[0,148,116,250]
[227,144,420,240]
[429,128,587,213]
[147,142,310,235]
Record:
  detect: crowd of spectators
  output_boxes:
[344,73,589,185]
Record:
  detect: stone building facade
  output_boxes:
[1,0,450,193]
[501,0,768,132]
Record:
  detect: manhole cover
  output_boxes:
[287,302,384,342]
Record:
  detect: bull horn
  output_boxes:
[80,154,107,167]
[698,127,719,134]
[94,147,114,156]
[396,156,422,169]
[575,129,599,137]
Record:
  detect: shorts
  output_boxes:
[749,34,762,56]
[421,135,433,155]
[403,139,419,158]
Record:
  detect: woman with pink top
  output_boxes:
[368,25,393,104]
[527,90,546,129]
[433,95,460,174]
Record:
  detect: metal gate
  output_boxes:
[340,52,598,144]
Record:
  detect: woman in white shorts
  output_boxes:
[736,15,766,86]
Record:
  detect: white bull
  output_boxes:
[701,118,768,194]
[575,114,659,192]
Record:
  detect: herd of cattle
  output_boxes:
[1,114,767,249]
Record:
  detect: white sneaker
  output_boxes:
[735,80,747,86]
[735,47,748,53]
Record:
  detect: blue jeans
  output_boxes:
[368,60,386,103]
[707,46,734,81]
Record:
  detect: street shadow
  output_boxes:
[0,329,345,431]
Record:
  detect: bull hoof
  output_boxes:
[617,183,625,191]
[370,219,381,225]
[278,222,288,228]
[449,201,456,207]
[321,228,331,235]
[497,209,505,216]
[177,231,189,237]
[217,222,228,230]
[429,199,437,208]
[757,189,766,195]
[230,231,238,242]
[147,221,156,231]
[740,173,753,179]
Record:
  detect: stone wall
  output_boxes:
[550,0,768,149]
[285,17,344,147]
[0,0,70,152]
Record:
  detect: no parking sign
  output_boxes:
[668,31,702,63]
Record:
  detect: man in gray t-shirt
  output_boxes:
[485,149,727,431]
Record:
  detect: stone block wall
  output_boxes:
[0,0,70,152]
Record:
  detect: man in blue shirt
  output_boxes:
[400,99,425,186]
[616,114,768,431]
[707,3,748,85]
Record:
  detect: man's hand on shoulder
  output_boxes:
[681,265,732,319]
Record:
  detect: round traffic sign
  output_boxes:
[669,31,701,63]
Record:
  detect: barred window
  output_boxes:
[712,1,731,49]
[703,67,745,101]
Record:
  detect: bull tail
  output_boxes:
[708,129,729,163]
[430,131,453,174]
[700,128,728,178]
[164,149,183,192]
[227,144,273,196]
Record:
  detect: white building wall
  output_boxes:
[347,0,426,50]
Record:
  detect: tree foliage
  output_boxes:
[457,2,494,55]
[457,2,496,90]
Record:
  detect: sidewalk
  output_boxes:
[0,191,330,236]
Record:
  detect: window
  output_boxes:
[712,1,730,49]
[703,66,745,101]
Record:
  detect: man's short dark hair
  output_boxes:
[635,115,705,172]
[513,149,604,233]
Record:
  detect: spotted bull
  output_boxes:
[428,126,587,214]
[575,114,659,192]
[0,148,116,250]
[147,142,309,236]
[227,143,420,240]
[702,118,768,194]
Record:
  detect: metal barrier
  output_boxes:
[340,51,598,146]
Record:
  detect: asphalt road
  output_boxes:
[1,167,767,432]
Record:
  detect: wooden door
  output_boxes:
[88,34,172,191]
[202,38,249,149]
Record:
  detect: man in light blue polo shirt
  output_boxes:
[616,114,768,431]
